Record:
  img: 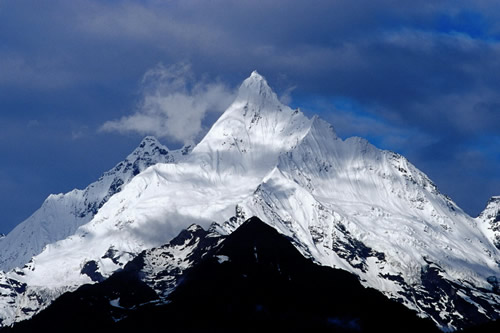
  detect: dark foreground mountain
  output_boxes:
[5,217,439,333]
[460,319,500,333]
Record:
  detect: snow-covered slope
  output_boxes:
[233,117,500,329]
[0,71,498,330]
[192,70,312,180]
[0,136,190,272]
[478,196,500,250]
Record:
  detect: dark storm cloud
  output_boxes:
[0,0,499,232]
[4,1,500,132]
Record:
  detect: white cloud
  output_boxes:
[279,85,296,105]
[100,63,235,144]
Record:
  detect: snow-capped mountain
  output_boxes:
[0,71,498,331]
[0,136,191,272]
[478,196,500,250]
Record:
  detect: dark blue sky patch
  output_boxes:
[438,11,490,39]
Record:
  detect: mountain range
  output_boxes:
[0,71,498,331]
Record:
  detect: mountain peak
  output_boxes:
[137,136,163,149]
[192,71,312,176]
[478,196,500,250]
[235,70,280,107]
[250,69,262,77]
[489,196,500,202]
[127,136,169,161]
[479,196,500,218]
[0,135,183,272]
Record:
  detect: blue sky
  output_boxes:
[1,0,499,234]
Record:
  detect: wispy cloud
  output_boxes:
[100,63,236,144]
[279,85,297,105]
